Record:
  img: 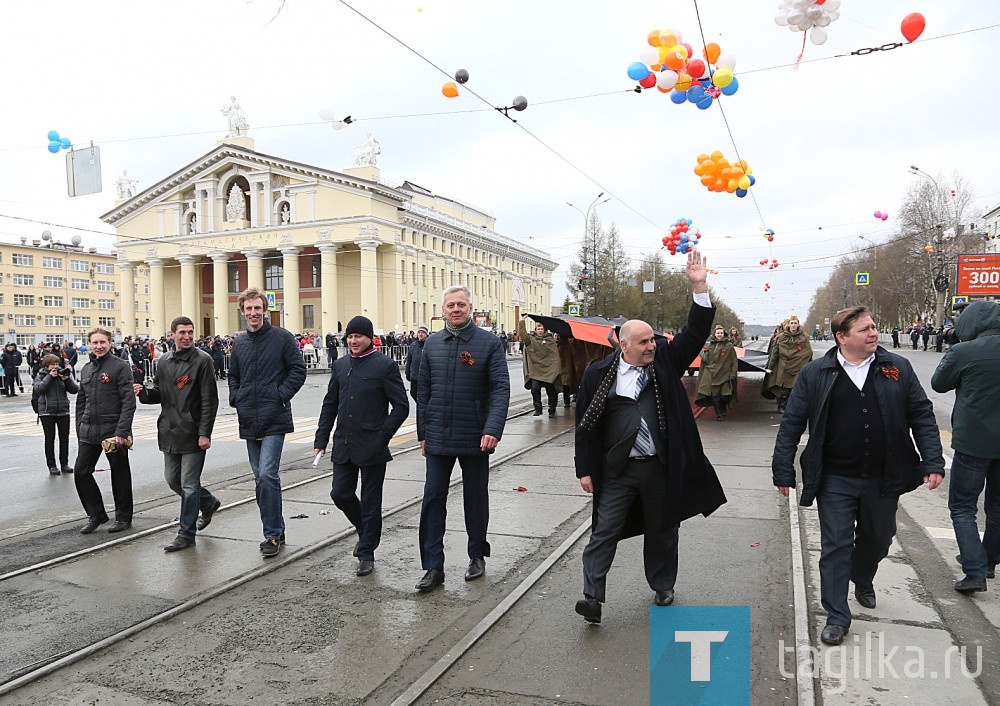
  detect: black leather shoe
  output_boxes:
[855,585,876,609]
[548,408,556,417]
[532,410,543,416]
[61,465,73,474]
[654,589,675,606]
[954,576,988,594]
[48,467,60,476]
[820,624,848,646]
[357,559,374,576]
[164,537,195,552]
[80,516,108,535]
[415,569,445,592]
[956,553,996,579]
[196,499,222,531]
[465,557,485,581]
[575,597,602,624]
[107,520,131,533]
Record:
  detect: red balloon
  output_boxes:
[759,259,768,265]
[687,59,706,78]
[901,12,925,43]
[639,73,657,89]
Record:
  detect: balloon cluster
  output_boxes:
[759,258,780,270]
[762,228,775,241]
[442,69,470,98]
[763,282,772,292]
[774,0,841,46]
[694,151,756,197]
[662,218,701,256]
[47,130,71,154]
[873,210,889,221]
[943,228,956,241]
[627,29,738,110]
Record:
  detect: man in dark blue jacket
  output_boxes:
[415,286,510,591]
[313,315,409,577]
[228,287,307,558]
[773,305,944,646]
[404,326,428,400]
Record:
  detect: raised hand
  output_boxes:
[686,250,708,292]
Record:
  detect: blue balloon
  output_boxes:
[670,90,687,105]
[721,77,739,96]
[686,218,693,225]
[627,62,650,81]
[700,79,711,88]
[735,189,747,198]
[688,85,706,103]
[697,96,713,110]
[47,130,60,142]
[47,142,60,153]
[59,136,71,148]
[748,174,756,186]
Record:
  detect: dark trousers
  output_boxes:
[40,415,71,468]
[816,474,898,628]
[409,380,418,402]
[74,441,133,523]
[2,371,15,396]
[332,461,386,561]
[530,379,558,413]
[949,451,1000,580]
[581,458,679,602]
[419,453,490,570]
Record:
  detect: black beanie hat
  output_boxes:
[345,315,374,340]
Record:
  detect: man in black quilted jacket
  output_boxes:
[415,285,510,591]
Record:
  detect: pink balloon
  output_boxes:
[881,213,889,221]
[873,210,882,219]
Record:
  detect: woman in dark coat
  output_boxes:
[33,354,78,475]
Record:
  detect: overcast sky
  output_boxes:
[1,0,997,324]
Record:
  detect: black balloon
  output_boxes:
[455,69,470,84]
[512,95,528,111]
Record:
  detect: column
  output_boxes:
[318,244,339,338]
[243,249,265,291]
[177,255,198,319]
[205,184,216,232]
[119,262,136,338]
[279,246,301,333]
[211,253,230,336]
[356,239,382,325]
[147,259,166,338]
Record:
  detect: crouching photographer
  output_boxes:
[931,300,1000,593]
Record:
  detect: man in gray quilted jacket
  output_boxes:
[415,285,510,591]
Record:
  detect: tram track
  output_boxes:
[0,402,576,699]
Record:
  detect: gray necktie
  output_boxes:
[631,366,655,457]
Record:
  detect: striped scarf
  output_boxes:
[578,351,668,435]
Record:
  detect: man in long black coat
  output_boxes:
[314,316,409,577]
[573,250,727,623]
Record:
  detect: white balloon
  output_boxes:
[786,9,805,24]
[639,47,659,66]
[806,5,823,21]
[827,10,840,21]
[824,0,841,11]
[716,52,737,71]
[319,108,336,122]
[810,26,828,45]
[332,121,345,131]
[774,12,790,26]
[797,18,813,31]
[656,70,679,89]
[815,14,831,27]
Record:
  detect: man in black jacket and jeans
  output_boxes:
[773,305,944,646]
[136,316,221,552]
[313,315,409,577]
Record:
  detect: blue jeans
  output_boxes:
[164,450,218,541]
[949,451,1000,580]
[246,435,286,540]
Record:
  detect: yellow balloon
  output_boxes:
[670,44,689,60]
[726,179,739,193]
[674,73,692,91]
[712,67,734,89]
[738,175,751,190]
[659,30,678,47]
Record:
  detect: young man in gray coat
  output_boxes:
[313,315,409,576]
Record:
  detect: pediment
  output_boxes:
[101,144,406,226]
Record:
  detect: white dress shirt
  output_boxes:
[836,349,876,390]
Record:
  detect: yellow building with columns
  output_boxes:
[101,134,556,339]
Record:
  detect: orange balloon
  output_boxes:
[710,150,723,161]
[657,85,671,93]
[700,175,714,187]
[704,42,721,64]
[664,52,685,71]
[669,44,689,60]
[701,159,716,174]
[696,152,709,163]
[726,179,739,193]
[674,73,692,91]
[658,30,678,47]
[648,29,662,47]
[730,167,745,179]
[442,82,459,98]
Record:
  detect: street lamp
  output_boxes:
[566,192,610,316]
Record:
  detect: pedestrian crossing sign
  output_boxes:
[952,295,969,307]
[568,304,581,316]
[265,291,277,311]
[855,272,870,286]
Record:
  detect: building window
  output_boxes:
[303,305,314,329]
[412,302,417,323]
[14,294,34,306]
[400,260,406,284]
[43,276,64,288]
[401,300,406,324]
[228,262,240,293]
[95,263,115,274]
[43,256,63,269]
[311,255,321,288]
[264,254,283,290]
[97,280,115,292]
[98,316,116,327]
[72,297,90,309]
[73,316,92,327]
[70,259,89,272]
[12,253,33,266]
[72,278,89,290]
[16,334,34,348]
[14,314,33,326]
[99,299,115,310]
[42,296,64,307]
[44,316,66,327]
[144,285,149,295]
[12,274,33,286]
